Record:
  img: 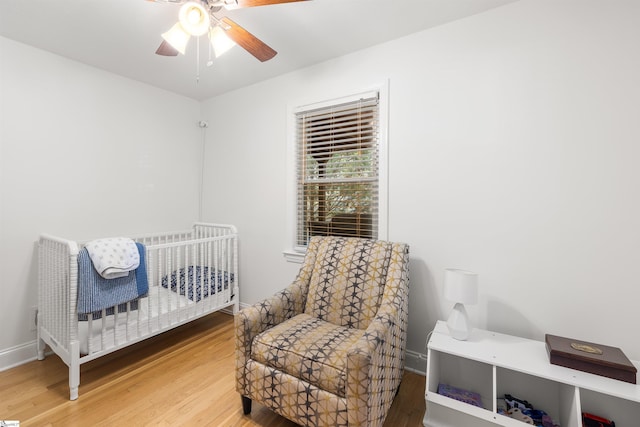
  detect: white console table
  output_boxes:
[423,320,640,427]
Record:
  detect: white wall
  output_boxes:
[201,0,640,369]
[0,37,202,367]
[2,0,639,374]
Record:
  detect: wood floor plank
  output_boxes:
[0,312,425,426]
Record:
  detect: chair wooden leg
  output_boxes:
[241,395,252,415]
[395,382,402,398]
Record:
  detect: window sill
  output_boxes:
[283,250,305,264]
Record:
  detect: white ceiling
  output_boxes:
[0,0,517,101]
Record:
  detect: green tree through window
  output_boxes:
[295,94,379,246]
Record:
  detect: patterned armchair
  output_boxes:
[235,236,410,427]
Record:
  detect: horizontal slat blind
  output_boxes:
[295,94,379,246]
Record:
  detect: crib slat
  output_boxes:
[38,223,238,400]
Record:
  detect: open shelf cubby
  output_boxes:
[423,320,640,427]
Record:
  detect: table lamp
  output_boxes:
[444,268,478,340]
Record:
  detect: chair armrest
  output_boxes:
[345,313,398,427]
[348,241,410,364]
[235,278,307,342]
[235,239,323,397]
[345,242,409,427]
[234,238,323,352]
[234,275,309,396]
[346,308,399,375]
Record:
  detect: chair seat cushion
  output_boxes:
[251,313,365,397]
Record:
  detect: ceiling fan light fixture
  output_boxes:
[221,0,240,10]
[209,26,236,57]
[161,22,190,55]
[179,2,211,36]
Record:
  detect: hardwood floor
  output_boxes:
[1,312,426,426]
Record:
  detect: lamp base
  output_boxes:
[447,302,471,340]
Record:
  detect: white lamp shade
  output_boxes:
[162,22,190,55]
[209,26,236,58]
[444,268,478,305]
[179,2,211,36]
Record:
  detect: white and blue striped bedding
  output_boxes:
[160,266,234,302]
[77,243,148,320]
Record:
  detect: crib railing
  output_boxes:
[37,223,238,400]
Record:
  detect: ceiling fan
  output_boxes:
[150,0,307,62]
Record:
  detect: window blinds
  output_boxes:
[295,93,379,247]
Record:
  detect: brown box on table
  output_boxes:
[545,334,637,384]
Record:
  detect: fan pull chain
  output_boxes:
[196,36,201,84]
[196,37,200,83]
[207,31,214,67]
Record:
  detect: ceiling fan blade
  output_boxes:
[220,17,277,62]
[230,0,308,8]
[155,40,179,56]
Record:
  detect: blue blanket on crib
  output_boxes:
[77,243,148,320]
[161,266,233,303]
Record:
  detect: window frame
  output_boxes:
[284,82,389,263]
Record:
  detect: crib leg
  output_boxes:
[241,395,252,415]
[69,340,80,400]
[36,312,45,361]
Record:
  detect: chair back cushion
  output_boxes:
[304,236,393,329]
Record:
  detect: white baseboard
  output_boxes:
[0,340,38,372]
[405,349,427,375]
[220,302,251,315]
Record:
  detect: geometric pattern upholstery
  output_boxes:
[235,236,410,427]
[252,313,365,397]
[304,237,393,330]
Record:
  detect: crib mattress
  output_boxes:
[78,284,230,355]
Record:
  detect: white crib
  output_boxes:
[37,223,239,400]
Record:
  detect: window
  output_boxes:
[293,91,382,248]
